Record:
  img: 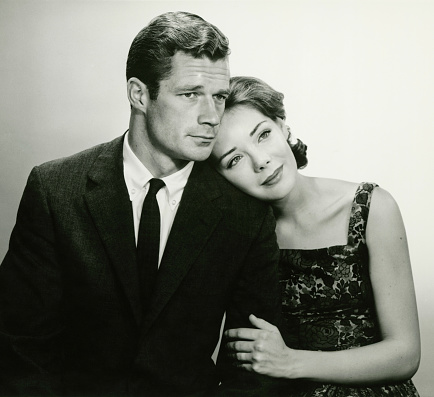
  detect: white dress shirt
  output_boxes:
[123,132,194,266]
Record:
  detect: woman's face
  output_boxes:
[212,105,298,202]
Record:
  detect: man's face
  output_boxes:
[144,51,230,172]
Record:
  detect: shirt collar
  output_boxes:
[123,132,194,208]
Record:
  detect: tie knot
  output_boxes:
[147,178,165,196]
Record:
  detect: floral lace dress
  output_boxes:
[279,183,419,396]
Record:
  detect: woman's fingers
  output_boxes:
[227,340,255,352]
[230,351,268,366]
[225,327,263,340]
[249,314,278,332]
[235,358,271,376]
[229,351,254,363]
[225,316,292,378]
[225,315,279,342]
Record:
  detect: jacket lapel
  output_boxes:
[141,162,223,334]
[84,136,142,325]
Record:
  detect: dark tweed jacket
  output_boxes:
[0,135,282,396]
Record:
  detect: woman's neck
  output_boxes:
[271,174,320,221]
[272,176,356,249]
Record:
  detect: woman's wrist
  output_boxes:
[282,346,303,379]
[285,348,314,380]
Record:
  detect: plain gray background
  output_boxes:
[1,1,433,395]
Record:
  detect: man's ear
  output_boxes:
[127,77,150,111]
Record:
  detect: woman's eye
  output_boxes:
[258,130,271,142]
[228,155,242,169]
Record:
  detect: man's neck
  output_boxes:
[128,118,189,178]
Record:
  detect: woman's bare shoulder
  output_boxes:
[316,177,360,203]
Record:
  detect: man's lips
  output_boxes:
[261,165,283,185]
[190,135,215,140]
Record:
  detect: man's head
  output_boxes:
[126,11,230,100]
[126,12,231,177]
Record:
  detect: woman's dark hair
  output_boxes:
[225,76,308,169]
[126,11,230,100]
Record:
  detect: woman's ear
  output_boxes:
[276,117,290,139]
[127,77,150,112]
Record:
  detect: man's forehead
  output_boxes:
[170,52,230,82]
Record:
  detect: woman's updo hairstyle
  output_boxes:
[225,76,308,169]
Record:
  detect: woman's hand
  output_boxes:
[225,314,294,378]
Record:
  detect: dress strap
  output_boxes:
[347,182,379,246]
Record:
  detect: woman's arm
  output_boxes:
[226,187,420,383]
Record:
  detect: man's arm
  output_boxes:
[215,205,284,396]
[0,166,64,395]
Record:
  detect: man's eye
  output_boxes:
[183,93,197,98]
[215,94,227,102]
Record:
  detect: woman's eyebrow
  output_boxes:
[249,120,267,137]
[218,147,236,164]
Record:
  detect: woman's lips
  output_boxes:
[261,165,283,186]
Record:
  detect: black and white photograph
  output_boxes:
[0,1,433,395]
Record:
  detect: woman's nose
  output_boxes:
[252,150,271,172]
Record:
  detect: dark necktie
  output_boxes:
[137,178,165,313]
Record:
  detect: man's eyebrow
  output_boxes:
[250,120,267,137]
[177,85,203,91]
[176,86,229,96]
[217,89,230,96]
[218,147,236,165]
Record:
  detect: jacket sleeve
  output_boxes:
[0,166,64,395]
[215,205,285,396]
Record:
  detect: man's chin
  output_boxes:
[188,147,214,162]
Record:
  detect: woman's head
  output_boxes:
[223,76,308,169]
[211,76,307,202]
[225,76,286,121]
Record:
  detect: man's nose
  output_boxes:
[198,97,220,127]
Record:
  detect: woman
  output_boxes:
[210,76,420,396]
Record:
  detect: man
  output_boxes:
[0,12,281,396]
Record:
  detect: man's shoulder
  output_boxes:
[196,163,276,240]
[36,135,123,174]
[199,162,271,213]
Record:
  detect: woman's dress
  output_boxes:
[279,182,419,396]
